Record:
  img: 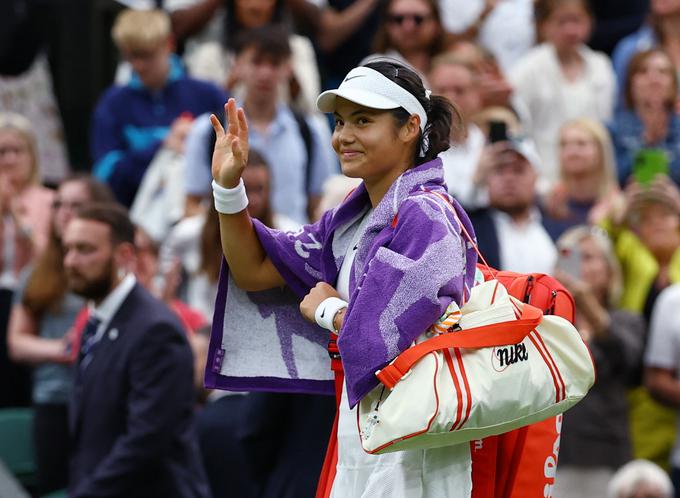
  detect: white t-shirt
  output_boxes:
[331,209,472,498]
[508,43,616,185]
[644,284,680,467]
[439,124,487,210]
[439,0,535,72]
[493,209,558,275]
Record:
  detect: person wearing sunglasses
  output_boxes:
[368,0,446,79]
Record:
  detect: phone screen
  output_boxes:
[556,247,581,280]
[633,149,670,185]
[488,120,508,144]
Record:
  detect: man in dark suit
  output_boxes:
[63,203,210,498]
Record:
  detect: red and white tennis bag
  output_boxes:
[357,277,594,454]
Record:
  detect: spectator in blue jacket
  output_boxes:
[91,9,226,207]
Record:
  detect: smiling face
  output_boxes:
[331,98,419,187]
[385,0,439,53]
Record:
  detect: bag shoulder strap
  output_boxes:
[424,190,496,277]
[375,302,543,389]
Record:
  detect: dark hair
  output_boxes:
[624,49,678,111]
[233,24,291,61]
[75,203,135,246]
[362,60,461,164]
[223,0,287,51]
[372,0,445,57]
[23,176,116,316]
[62,174,116,205]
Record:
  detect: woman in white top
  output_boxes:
[509,0,616,186]
[209,60,477,497]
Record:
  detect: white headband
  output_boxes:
[316,66,429,132]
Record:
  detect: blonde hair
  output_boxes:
[0,112,40,184]
[559,117,618,199]
[556,225,622,307]
[112,9,171,52]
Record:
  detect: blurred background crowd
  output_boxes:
[4,0,680,497]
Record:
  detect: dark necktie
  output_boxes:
[78,315,101,368]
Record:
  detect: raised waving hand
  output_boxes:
[210,98,249,189]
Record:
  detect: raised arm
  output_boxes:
[317,0,381,53]
[210,99,285,292]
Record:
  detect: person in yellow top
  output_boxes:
[601,174,680,469]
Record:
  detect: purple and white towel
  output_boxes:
[205,158,479,407]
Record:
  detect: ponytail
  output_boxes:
[363,60,462,165]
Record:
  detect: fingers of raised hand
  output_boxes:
[210,113,225,137]
[226,99,241,137]
[237,108,249,144]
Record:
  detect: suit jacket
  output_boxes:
[467,208,501,270]
[69,283,211,498]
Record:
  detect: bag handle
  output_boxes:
[375,303,543,389]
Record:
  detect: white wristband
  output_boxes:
[212,179,249,214]
[315,297,348,332]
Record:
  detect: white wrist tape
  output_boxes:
[212,179,249,214]
[315,297,348,332]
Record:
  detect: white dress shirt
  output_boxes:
[492,209,557,275]
[88,274,137,346]
[439,124,488,210]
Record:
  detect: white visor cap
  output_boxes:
[316,66,428,132]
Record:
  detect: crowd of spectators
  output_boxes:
[5,0,680,497]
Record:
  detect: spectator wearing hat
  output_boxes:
[468,137,558,274]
